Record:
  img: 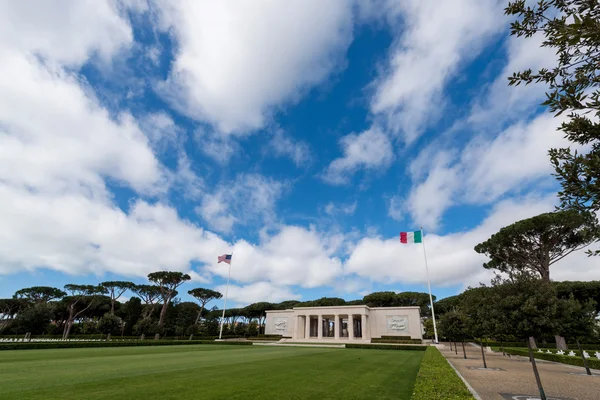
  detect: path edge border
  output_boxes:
[444,356,483,400]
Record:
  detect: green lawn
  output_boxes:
[0,345,424,400]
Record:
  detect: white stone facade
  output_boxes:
[264,305,422,341]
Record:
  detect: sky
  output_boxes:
[1,0,597,310]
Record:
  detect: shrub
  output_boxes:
[484,341,600,350]
[0,340,252,351]
[411,347,474,400]
[381,335,412,340]
[346,343,426,351]
[502,347,600,369]
[376,340,421,344]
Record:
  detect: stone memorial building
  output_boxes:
[264,305,423,341]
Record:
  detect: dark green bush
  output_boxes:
[483,341,600,350]
[345,343,426,351]
[381,335,412,340]
[502,347,600,369]
[374,340,422,344]
[411,347,474,399]
[0,340,252,351]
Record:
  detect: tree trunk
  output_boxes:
[189,334,193,341]
[154,333,160,340]
[454,341,458,355]
[63,306,75,340]
[479,339,487,369]
[529,336,537,349]
[501,339,505,356]
[462,340,467,359]
[158,300,170,327]
[107,333,111,341]
[110,299,115,315]
[527,338,547,400]
[449,341,453,351]
[64,321,73,340]
[140,333,145,340]
[195,303,206,325]
[555,335,568,350]
[576,339,591,375]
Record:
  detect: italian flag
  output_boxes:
[400,231,422,244]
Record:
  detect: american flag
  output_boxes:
[218,254,232,264]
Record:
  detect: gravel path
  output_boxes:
[440,343,600,400]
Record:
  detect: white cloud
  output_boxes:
[406,110,571,230]
[388,196,404,221]
[206,226,344,289]
[0,0,133,67]
[0,186,228,277]
[195,130,240,165]
[406,151,459,230]
[196,174,286,233]
[0,0,216,281]
[154,0,354,134]
[370,0,505,143]
[215,282,301,305]
[141,111,181,152]
[322,127,394,185]
[468,33,557,128]
[324,201,357,216]
[269,130,312,167]
[345,195,560,289]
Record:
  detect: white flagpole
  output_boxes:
[218,253,233,340]
[420,227,439,344]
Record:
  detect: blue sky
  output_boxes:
[1,0,597,310]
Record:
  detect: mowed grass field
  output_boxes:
[0,345,424,400]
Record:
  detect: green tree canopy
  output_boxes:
[475,210,599,280]
[188,288,223,324]
[147,271,191,328]
[61,284,107,339]
[438,310,468,341]
[100,281,135,315]
[363,291,397,307]
[506,0,600,251]
[13,286,66,304]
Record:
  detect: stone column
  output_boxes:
[294,315,301,339]
[361,314,369,340]
[317,315,323,339]
[305,315,311,338]
[348,315,354,339]
[334,314,340,340]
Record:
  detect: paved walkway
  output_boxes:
[440,343,600,400]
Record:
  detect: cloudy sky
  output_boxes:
[1,0,596,308]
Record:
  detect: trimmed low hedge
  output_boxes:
[346,343,426,351]
[411,347,474,400]
[372,338,422,344]
[0,340,253,351]
[502,347,600,369]
[381,335,412,340]
[482,340,600,350]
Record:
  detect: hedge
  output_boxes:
[0,340,253,351]
[411,347,474,400]
[372,339,422,344]
[381,335,412,340]
[483,341,600,350]
[0,334,243,341]
[502,347,600,369]
[346,343,426,351]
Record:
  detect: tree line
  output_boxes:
[0,273,436,340]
